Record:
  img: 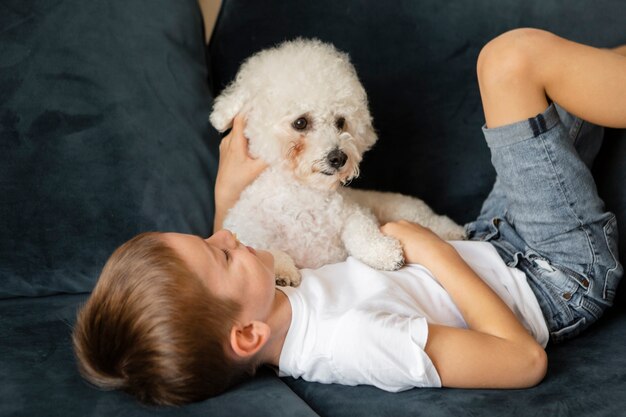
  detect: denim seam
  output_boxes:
[540,134,583,228]
[578,296,603,320]
[539,131,596,276]
[570,118,584,144]
[579,224,596,278]
[602,214,620,300]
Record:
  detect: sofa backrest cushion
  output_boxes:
[0,0,217,298]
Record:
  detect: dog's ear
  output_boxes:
[353,118,378,154]
[209,80,249,132]
[361,123,378,152]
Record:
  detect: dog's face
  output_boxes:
[210,39,377,190]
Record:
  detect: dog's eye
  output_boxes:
[335,117,345,130]
[292,117,308,131]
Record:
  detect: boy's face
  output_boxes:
[163,230,276,322]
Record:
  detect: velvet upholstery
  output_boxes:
[1,0,626,416]
[0,0,218,298]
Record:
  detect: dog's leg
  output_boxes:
[269,249,302,287]
[341,188,465,240]
[341,206,404,270]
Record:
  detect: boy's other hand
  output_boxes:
[214,114,268,214]
[380,220,455,267]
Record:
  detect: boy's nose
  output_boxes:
[223,230,240,248]
[205,229,238,247]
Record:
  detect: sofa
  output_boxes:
[2,0,626,416]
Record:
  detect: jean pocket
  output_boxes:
[537,264,601,342]
[600,215,623,303]
[534,259,580,297]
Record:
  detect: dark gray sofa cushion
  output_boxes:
[0,0,218,298]
[0,294,319,417]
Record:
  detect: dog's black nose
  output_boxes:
[327,149,347,169]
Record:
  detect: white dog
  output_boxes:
[210,39,464,286]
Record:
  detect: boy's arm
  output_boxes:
[213,115,268,231]
[381,221,547,389]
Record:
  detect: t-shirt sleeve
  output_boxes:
[330,308,442,391]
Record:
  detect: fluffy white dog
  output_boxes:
[210,38,464,286]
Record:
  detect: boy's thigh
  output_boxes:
[482,104,606,262]
[474,103,603,225]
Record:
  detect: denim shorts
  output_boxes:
[466,103,623,344]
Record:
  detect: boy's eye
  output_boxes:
[222,249,230,261]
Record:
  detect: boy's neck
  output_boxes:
[260,288,292,367]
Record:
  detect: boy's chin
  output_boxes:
[258,250,274,269]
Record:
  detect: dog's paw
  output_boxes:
[270,249,302,287]
[275,268,302,287]
[378,236,405,270]
[361,235,405,271]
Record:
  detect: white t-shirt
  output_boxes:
[278,240,549,391]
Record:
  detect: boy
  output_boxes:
[73,29,625,405]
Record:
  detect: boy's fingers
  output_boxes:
[231,114,245,135]
[223,114,267,170]
[230,116,251,152]
[219,134,232,152]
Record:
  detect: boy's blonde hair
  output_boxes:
[72,232,257,405]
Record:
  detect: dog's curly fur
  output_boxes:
[210,38,464,286]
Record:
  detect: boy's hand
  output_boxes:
[214,115,268,230]
[380,220,455,267]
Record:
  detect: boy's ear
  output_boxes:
[229,321,270,359]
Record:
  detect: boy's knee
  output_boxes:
[477,28,555,92]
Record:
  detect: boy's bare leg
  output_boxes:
[477,29,626,129]
[610,45,626,56]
